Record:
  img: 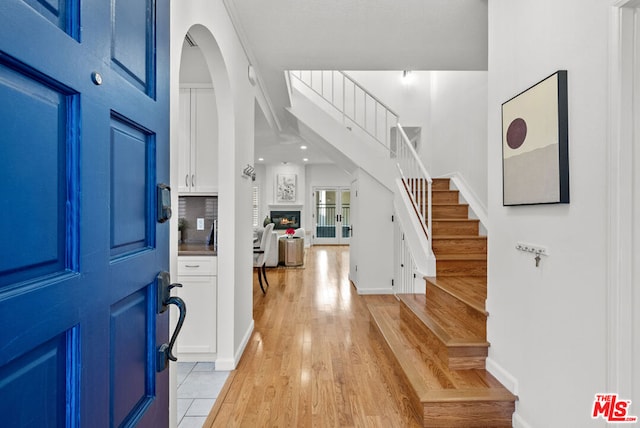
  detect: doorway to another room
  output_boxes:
[313,188,351,245]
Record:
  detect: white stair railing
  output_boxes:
[394,125,433,245]
[288,70,433,291]
[289,70,398,150]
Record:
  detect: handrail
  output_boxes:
[289,70,399,150]
[288,69,434,272]
[395,123,432,244]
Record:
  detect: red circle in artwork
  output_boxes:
[506,118,527,149]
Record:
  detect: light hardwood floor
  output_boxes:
[204,245,421,427]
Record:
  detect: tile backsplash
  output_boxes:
[178,196,218,244]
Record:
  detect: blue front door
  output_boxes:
[0,0,170,426]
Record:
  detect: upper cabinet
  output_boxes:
[178,87,218,194]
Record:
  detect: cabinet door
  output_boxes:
[193,88,218,193]
[176,275,217,357]
[177,88,192,193]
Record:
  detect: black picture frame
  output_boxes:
[501,70,569,206]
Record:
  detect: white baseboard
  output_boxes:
[485,357,531,428]
[177,353,216,363]
[215,319,254,371]
[485,357,518,395]
[440,172,488,232]
[356,287,395,295]
[512,412,533,428]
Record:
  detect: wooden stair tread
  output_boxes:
[399,294,488,346]
[369,304,515,404]
[426,276,487,315]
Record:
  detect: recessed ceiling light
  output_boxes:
[300,145,307,150]
[258,157,264,161]
[303,158,309,162]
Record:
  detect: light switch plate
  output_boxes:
[197,218,205,230]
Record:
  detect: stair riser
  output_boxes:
[436,260,487,277]
[432,221,480,236]
[431,191,459,204]
[432,238,487,255]
[425,283,486,338]
[423,401,515,427]
[430,205,468,219]
[400,302,487,370]
[431,178,451,190]
[399,304,450,366]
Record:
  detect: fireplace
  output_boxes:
[270,210,300,230]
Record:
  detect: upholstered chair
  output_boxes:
[253,222,274,294]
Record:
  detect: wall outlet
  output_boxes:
[197,218,205,230]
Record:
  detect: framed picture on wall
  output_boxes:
[501,70,569,206]
[276,173,296,202]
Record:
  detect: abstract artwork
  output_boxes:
[502,71,569,206]
[276,173,296,202]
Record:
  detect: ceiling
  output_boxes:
[224,0,488,165]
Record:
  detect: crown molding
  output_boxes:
[222,0,282,132]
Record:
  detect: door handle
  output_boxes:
[156,271,187,372]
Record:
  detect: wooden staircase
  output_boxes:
[369,178,516,427]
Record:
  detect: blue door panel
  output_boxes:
[0,58,79,288]
[0,0,169,425]
[0,327,79,427]
[110,289,153,427]
[21,0,80,39]
[110,117,154,259]
[111,0,154,95]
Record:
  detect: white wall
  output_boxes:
[428,71,488,209]
[349,169,394,294]
[343,70,431,151]
[487,1,610,427]
[255,162,307,232]
[171,0,256,380]
[179,44,212,84]
[342,70,489,210]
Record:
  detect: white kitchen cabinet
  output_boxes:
[178,87,218,194]
[176,256,217,361]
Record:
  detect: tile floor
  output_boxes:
[177,362,230,428]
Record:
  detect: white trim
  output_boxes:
[440,171,489,232]
[221,0,282,132]
[512,413,533,428]
[215,319,254,371]
[606,0,637,400]
[393,179,436,276]
[355,287,395,295]
[485,357,519,395]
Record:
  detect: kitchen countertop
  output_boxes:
[178,243,217,256]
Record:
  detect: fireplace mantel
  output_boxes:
[268,204,303,210]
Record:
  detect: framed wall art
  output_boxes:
[276,173,297,203]
[502,70,569,206]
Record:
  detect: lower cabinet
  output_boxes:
[176,256,217,362]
